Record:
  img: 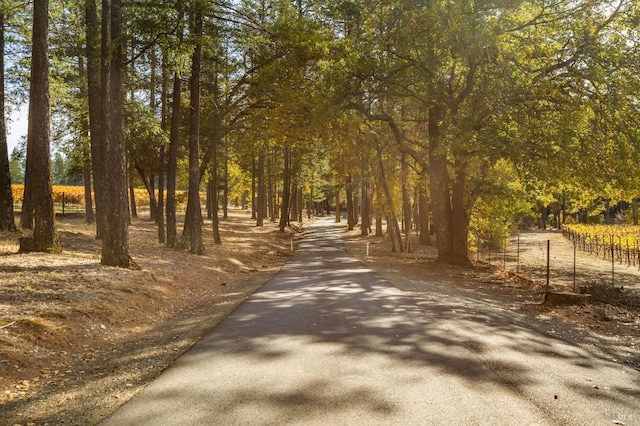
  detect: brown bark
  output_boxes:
[375,140,403,252]
[353,193,359,226]
[165,69,180,247]
[86,0,103,238]
[165,0,184,248]
[82,156,95,224]
[78,55,95,225]
[251,158,256,220]
[429,105,452,261]
[129,161,138,219]
[209,135,221,244]
[134,161,159,221]
[256,154,265,226]
[184,9,204,254]
[267,155,274,222]
[346,176,354,230]
[374,185,383,236]
[291,182,298,223]
[451,159,471,265]
[222,149,228,220]
[157,145,166,242]
[279,147,291,232]
[100,0,132,267]
[210,180,221,244]
[157,51,167,243]
[418,184,430,245]
[20,128,34,229]
[360,160,369,236]
[29,0,59,252]
[0,11,16,232]
[401,154,412,234]
[298,187,303,222]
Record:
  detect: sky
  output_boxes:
[7,107,28,154]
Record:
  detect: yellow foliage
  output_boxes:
[53,186,86,204]
[12,184,23,202]
[563,224,640,250]
[11,185,202,209]
[12,185,86,204]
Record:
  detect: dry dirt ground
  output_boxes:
[340,226,640,374]
[1,215,639,426]
[487,230,640,292]
[1,209,299,425]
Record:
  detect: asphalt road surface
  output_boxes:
[101,217,639,425]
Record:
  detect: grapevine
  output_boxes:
[562,224,640,268]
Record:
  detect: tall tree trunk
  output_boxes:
[335,187,340,223]
[291,182,298,223]
[157,145,166,242]
[401,153,412,239]
[86,0,103,238]
[149,175,156,221]
[210,136,221,244]
[0,11,16,232]
[375,216,383,236]
[129,160,137,219]
[298,187,303,222]
[256,153,265,226]
[374,184,383,236]
[134,161,159,221]
[346,176,354,230]
[165,1,184,248]
[20,126,34,229]
[157,51,168,243]
[279,146,291,232]
[418,183,430,245]
[209,133,222,243]
[78,55,95,225]
[82,157,94,224]
[307,183,313,219]
[375,140,403,252]
[184,9,204,254]
[222,147,228,219]
[353,192,359,226]
[28,0,59,252]
[100,0,132,267]
[165,71,180,247]
[251,158,256,219]
[205,179,212,218]
[429,105,452,261]
[451,158,470,265]
[360,160,369,236]
[210,180,221,244]
[267,155,274,222]
[147,47,158,225]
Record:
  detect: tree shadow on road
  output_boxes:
[100,220,640,425]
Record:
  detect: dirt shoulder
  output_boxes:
[339,225,640,372]
[1,210,300,425]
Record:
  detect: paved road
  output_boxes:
[101,218,639,425]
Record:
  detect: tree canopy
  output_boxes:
[3,0,640,264]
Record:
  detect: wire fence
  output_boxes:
[477,230,640,294]
[563,228,640,269]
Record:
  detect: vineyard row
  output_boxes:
[10,185,196,207]
[562,224,640,270]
